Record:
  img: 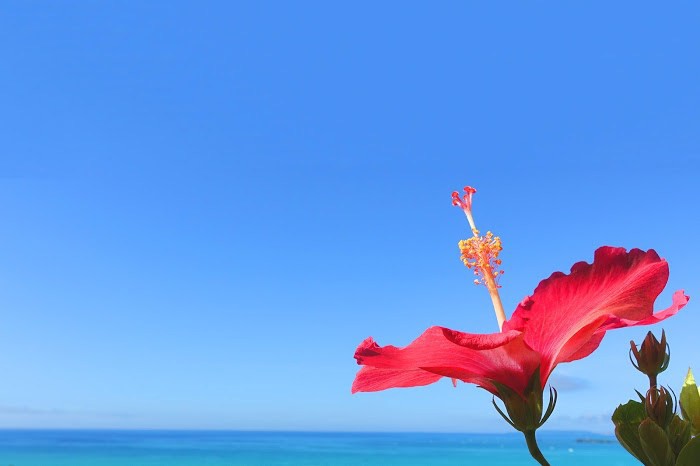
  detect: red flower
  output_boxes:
[353,187,690,465]
[352,247,688,398]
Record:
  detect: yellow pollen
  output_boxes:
[458,231,505,288]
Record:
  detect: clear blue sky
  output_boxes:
[0,2,698,433]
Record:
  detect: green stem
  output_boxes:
[523,430,550,466]
[649,374,657,389]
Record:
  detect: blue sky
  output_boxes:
[0,2,698,433]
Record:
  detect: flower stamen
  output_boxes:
[452,186,507,330]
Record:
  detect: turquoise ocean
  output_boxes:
[0,430,639,465]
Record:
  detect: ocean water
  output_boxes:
[0,430,638,466]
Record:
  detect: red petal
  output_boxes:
[352,327,540,396]
[600,289,689,330]
[558,329,606,363]
[506,247,688,386]
[351,366,442,393]
[558,290,688,363]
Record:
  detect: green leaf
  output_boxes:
[612,400,649,464]
[676,436,700,466]
[667,414,691,457]
[638,419,676,466]
[679,367,700,436]
[615,422,649,464]
[612,399,646,425]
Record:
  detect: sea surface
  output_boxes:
[0,430,639,466]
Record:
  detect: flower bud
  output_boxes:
[645,386,676,429]
[629,330,670,385]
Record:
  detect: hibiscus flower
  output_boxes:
[351,187,689,465]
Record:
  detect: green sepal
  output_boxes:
[492,396,517,430]
[612,400,649,464]
[667,414,691,457]
[491,368,558,434]
[676,435,700,466]
[638,418,676,466]
[635,389,646,403]
[679,368,700,436]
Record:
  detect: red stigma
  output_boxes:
[452,186,477,212]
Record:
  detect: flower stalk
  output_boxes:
[524,430,550,466]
